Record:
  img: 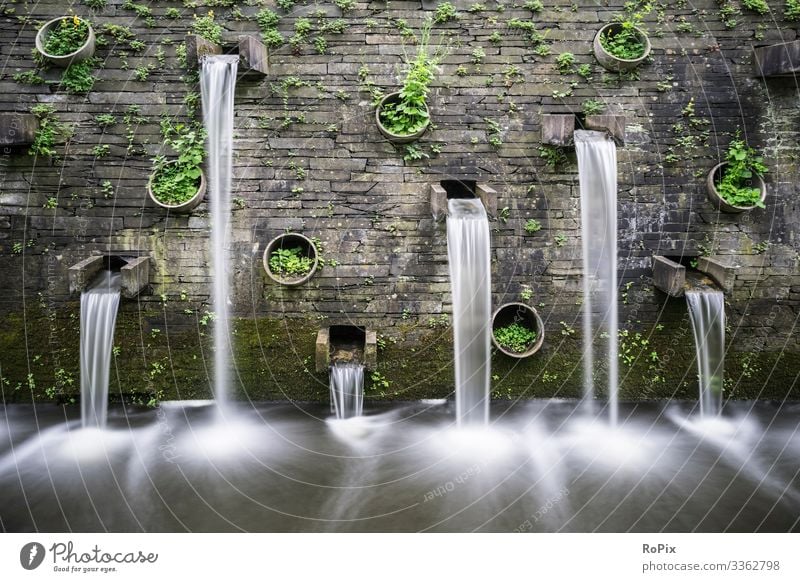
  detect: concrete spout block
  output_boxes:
[696,256,737,292]
[238,35,269,76]
[475,183,498,218]
[753,40,800,77]
[585,115,626,144]
[185,34,223,68]
[652,256,686,298]
[120,256,150,299]
[68,256,105,295]
[364,330,377,371]
[430,184,447,222]
[541,114,575,146]
[0,113,38,146]
[315,328,330,373]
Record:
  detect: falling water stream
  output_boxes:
[329,364,364,419]
[574,130,619,426]
[447,198,491,426]
[79,271,121,428]
[200,55,238,407]
[686,289,725,416]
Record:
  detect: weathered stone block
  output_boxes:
[585,115,626,144]
[430,184,447,222]
[364,329,377,371]
[697,256,737,293]
[0,113,38,145]
[541,114,575,146]
[68,256,104,295]
[476,183,498,218]
[120,256,150,299]
[652,256,685,298]
[238,35,268,76]
[315,328,330,373]
[185,34,222,68]
[753,40,800,77]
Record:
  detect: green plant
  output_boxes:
[787,0,800,20]
[134,64,153,81]
[61,60,96,93]
[269,247,313,277]
[84,0,107,9]
[13,70,44,84]
[742,0,769,14]
[582,99,604,115]
[524,218,542,234]
[554,233,567,247]
[556,52,575,74]
[29,104,70,158]
[539,145,567,169]
[434,2,458,23]
[166,7,180,19]
[370,371,390,390]
[713,137,768,208]
[378,18,448,137]
[277,0,296,10]
[91,144,109,157]
[403,144,428,162]
[524,0,544,11]
[471,46,486,64]
[192,10,222,45]
[43,196,58,209]
[520,285,533,301]
[42,16,90,56]
[600,3,651,60]
[335,0,356,11]
[494,323,537,353]
[149,121,206,206]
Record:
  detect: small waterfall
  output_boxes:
[447,198,491,426]
[80,271,121,428]
[200,55,238,407]
[329,364,364,419]
[574,130,619,426]
[685,289,725,416]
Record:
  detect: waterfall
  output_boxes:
[447,198,491,426]
[685,289,725,416]
[329,364,364,419]
[200,55,238,407]
[574,130,619,426]
[80,271,121,428]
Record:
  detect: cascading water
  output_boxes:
[200,55,238,407]
[447,198,491,426]
[79,271,121,428]
[329,363,364,419]
[685,289,725,416]
[574,130,619,426]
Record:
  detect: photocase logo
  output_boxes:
[20,542,46,570]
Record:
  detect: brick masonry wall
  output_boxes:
[0,0,798,403]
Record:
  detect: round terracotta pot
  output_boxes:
[35,17,96,68]
[375,91,430,144]
[706,163,767,213]
[491,302,545,358]
[593,23,651,72]
[263,233,319,286]
[147,162,206,214]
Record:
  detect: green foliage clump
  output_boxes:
[600,3,650,60]
[494,323,537,354]
[277,0,295,10]
[379,19,448,137]
[434,2,458,23]
[269,247,313,278]
[714,138,767,208]
[149,122,206,206]
[524,219,542,234]
[13,70,45,84]
[742,0,769,14]
[61,60,96,93]
[539,145,567,169]
[43,16,90,56]
[192,11,223,45]
[334,0,356,10]
[787,0,800,20]
[555,52,575,74]
[84,0,108,9]
[524,0,544,11]
[29,104,70,158]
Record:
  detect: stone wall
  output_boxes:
[0,0,798,404]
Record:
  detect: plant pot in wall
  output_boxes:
[375,92,430,144]
[147,161,206,213]
[491,303,544,359]
[705,138,768,213]
[593,22,651,72]
[35,16,96,68]
[263,233,319,286]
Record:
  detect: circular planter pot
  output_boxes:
[592,23,651,72]
[706,163,767,213]
[263,233,319,286]
[147,163,206,214]
[35,17,96,68]
[375,92,430,144]
[491,302,545,359]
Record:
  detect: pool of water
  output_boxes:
[1,400,797,532]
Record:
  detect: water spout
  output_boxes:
[574,130,618,426]
[329,363,364,419]
[200,55,238,408]
[80,271,121,428]
[447,198,491,426]
[685,288,725,416]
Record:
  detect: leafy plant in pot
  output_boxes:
[375,18,449,144]
[706,137,767,213]
[593,2,652,72]
[491,303,545,358]
[263,233,319,286]
[35,15,96,68]
[148,121,207,213]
